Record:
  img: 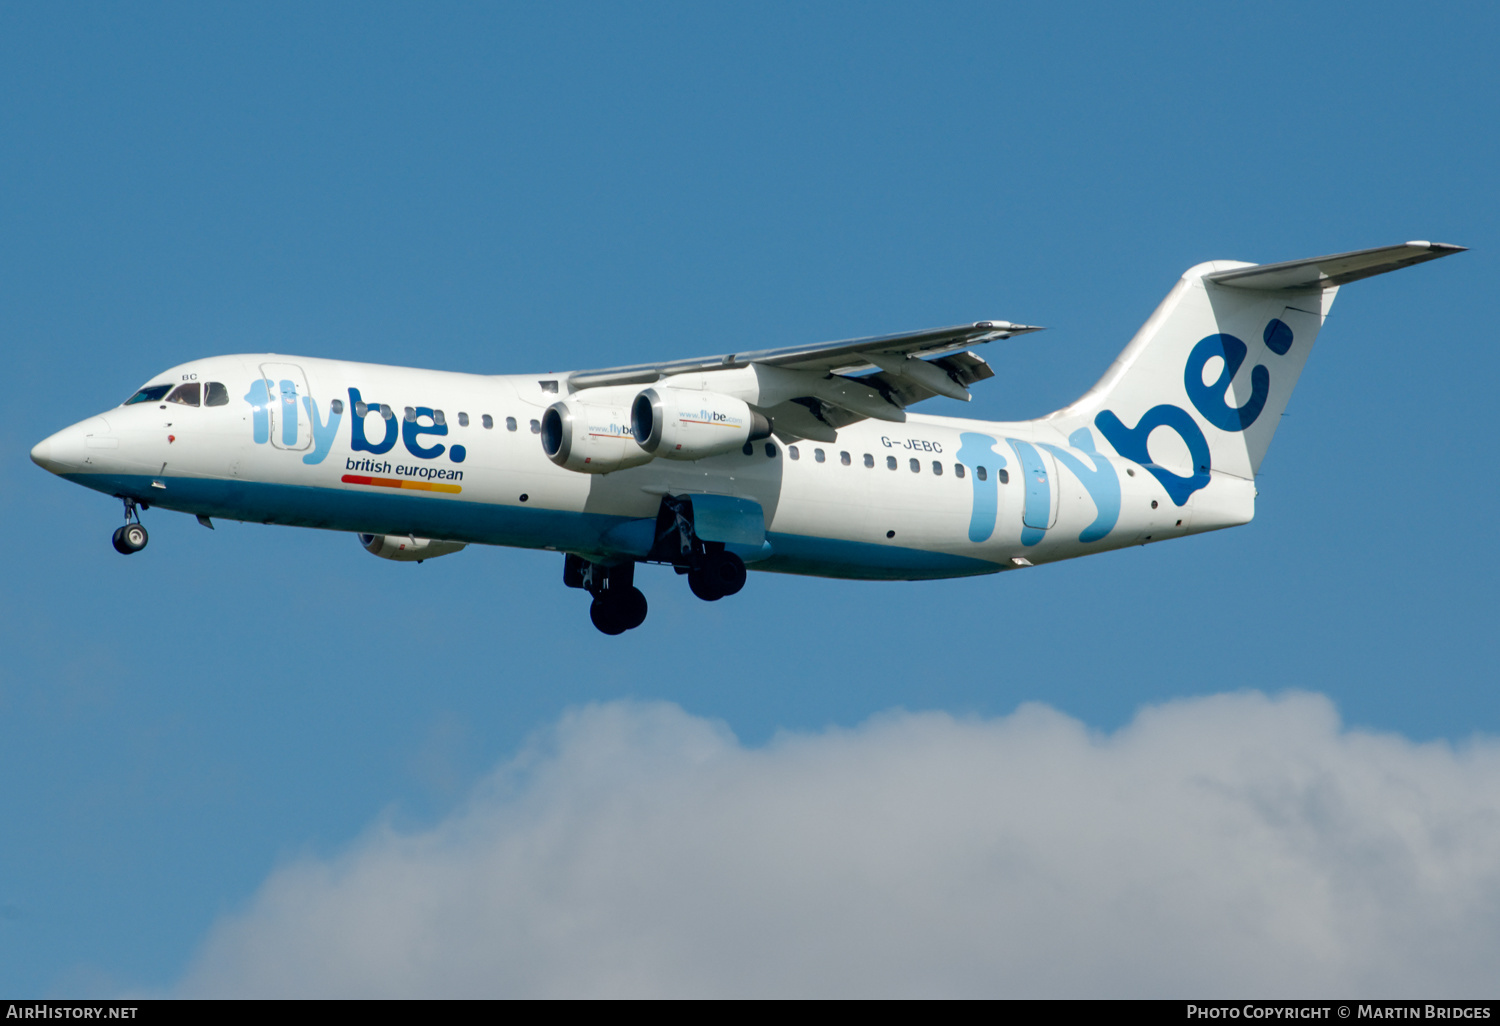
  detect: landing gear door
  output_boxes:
[259,362,313,452]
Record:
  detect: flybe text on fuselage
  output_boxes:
[245,380,470,468]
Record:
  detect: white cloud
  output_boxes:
[176,693,1500,997]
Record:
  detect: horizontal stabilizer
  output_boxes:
[1205,241,1465,291]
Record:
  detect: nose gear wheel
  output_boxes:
[111,498,149,554]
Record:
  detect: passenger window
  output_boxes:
[124,384,172,406]
[380,405,394,420]
[864,454,875,468]
[910,458,920,473]
[330,398,344,414]
[765,443,777,458]
[355,401,369,417]
[932,460,942,476]
[955,463,965,479]
[840,451,851,466]
[166,383,201,406]
[433,410,446,426]
[457,412,469,427]
[999,468,1010,484]
[789,445,800,460]
[976,466,987,481]
[205,382,230,406]
[530,419,541,434]
[404,407,416,422]
[815,449,826,463]
[886,456,897,470]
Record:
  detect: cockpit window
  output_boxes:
[124,384,172,406]
[204,382,229,406]
[166,383,201,406]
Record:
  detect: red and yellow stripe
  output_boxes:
[341,474,462,495]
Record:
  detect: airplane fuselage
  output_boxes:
[35,243,1461,632]
[32,353,1252,581]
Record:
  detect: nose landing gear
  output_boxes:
[111,498,149,554]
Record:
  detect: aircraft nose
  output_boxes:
[31,416,113,475]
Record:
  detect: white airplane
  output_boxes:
[32,242,1462,634]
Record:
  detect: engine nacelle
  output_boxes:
[631,388,771,460]
[540,400,655,474]
[359,533,467,562]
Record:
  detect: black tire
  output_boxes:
[688,567,723,602]
[618,587,648,630]
[589,596,629,635]
[709,551,746,596]
[113,523,148,554]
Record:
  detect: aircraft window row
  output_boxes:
[137,388,550,440]
[756,442,1011,483]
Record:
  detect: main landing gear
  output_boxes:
[686,550,747,602]
[564,494,751,634]
[111,498,149,554]
[656,493,746,602]
[564,556,649,636]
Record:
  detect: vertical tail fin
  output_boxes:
[1048,242,1463,504]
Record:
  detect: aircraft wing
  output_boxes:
[565,320,1042,439]
[567,320,1040,388]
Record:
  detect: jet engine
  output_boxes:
[631,388,771,461]
[358,533,467,562]
[540,400,655,474]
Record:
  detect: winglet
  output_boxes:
[1205,241,1466,291]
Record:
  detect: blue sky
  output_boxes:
[3,2,1498,997]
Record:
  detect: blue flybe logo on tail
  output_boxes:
[1095,318,1295,506]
